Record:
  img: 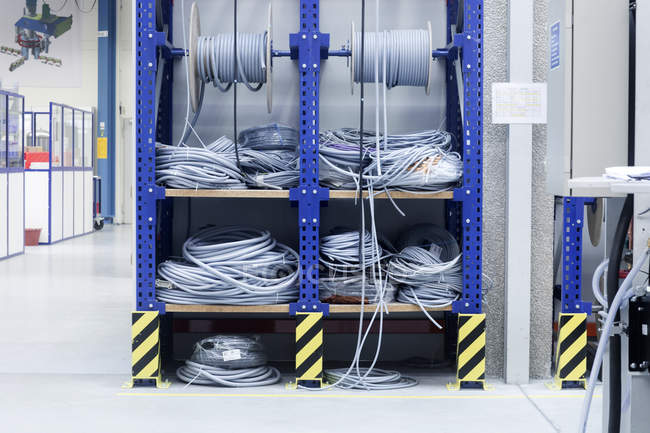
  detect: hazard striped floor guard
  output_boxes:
[124,311,169,389]
[447,313,487,390]
[552,313,587,389]
[295,312,323,388]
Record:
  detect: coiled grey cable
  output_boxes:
[157,226,299,305]
[389,247,463,309]
[238,124,300,189]
[155,137,247,189]
[353,29,430,88]
[177,335,281,387]
[324,368,417,390]
[319,128,462,191]
[196,33,267,92]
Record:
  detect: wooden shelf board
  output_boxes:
[164,189,453,200]
[165,303,451,313]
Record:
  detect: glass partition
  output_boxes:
[24,112,33,149]
[51,105,62,167]
[74,110,83,167]
[83,112,93,167]
[7,96,23,168]
[0,95,6,168]
[63,107,73,167]
[34,113,50,152]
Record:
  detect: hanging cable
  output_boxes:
[74,0,97,14]
[50,0,69,12]
[579,247,650,433]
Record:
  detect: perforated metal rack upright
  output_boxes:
[131,0,485,389]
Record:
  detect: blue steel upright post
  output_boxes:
[288,0,330,389]
[128,0,168,389]
[447,0,487,390]
[551,196,593,389]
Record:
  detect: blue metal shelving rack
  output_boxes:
[550,196,593,389]
[132,0,484,389]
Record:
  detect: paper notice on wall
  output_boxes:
[0,1,83,88]
[491,83,547,124]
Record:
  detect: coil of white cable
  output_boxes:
[188,2,273,113]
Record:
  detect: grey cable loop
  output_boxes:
[319,129,462,191]
[353,30,430,88]
[196,33,267,92]
[177,336,281,387]
[388,246,463,309]
[157,226,299,305]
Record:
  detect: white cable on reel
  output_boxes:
[350,23,433,94]
[188,2,273,113]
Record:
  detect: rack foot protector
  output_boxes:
[124,311,170,389]
[447,313,488,390]
[295,312,324,388]
[549,313,587,389]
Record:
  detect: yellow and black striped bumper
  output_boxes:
[295,312,323,386]
[448,313,487,390]
[553,313,587,388]
[125,311,168,388]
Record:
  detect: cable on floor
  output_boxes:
[177,335,281,387]
[157,226,299,305]
[324,368,417,390]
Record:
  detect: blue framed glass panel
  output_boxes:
[7,96,23,168]
[24,112,33,149]
[83,112,93,168]
[34,113,49,153]
[74,110,83,167]
[51,104,62,167]
[0,95,6,169]
[63,107,73,167]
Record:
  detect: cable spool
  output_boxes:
[349,21,433,95]
[188,2,273,113]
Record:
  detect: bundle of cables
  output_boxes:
[319,128,462,192]
[319,230,395,304]
[388,247,463,309]
[155,136,246,189]
[156,226,299,305]
[238,124,300,189]
[176,335,281,387]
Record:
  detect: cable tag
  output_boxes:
[222,349,242,361]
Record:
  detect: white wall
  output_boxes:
[115,0,134,224]
[16,4,99,112]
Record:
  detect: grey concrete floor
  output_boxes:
[0,225,602,432]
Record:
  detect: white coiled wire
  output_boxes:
[155,137,247,189]
[353,30,430,88]
[389,247,463,310]
[196,33,267,92]
[157,226,299,305]
[319,128,462,191]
